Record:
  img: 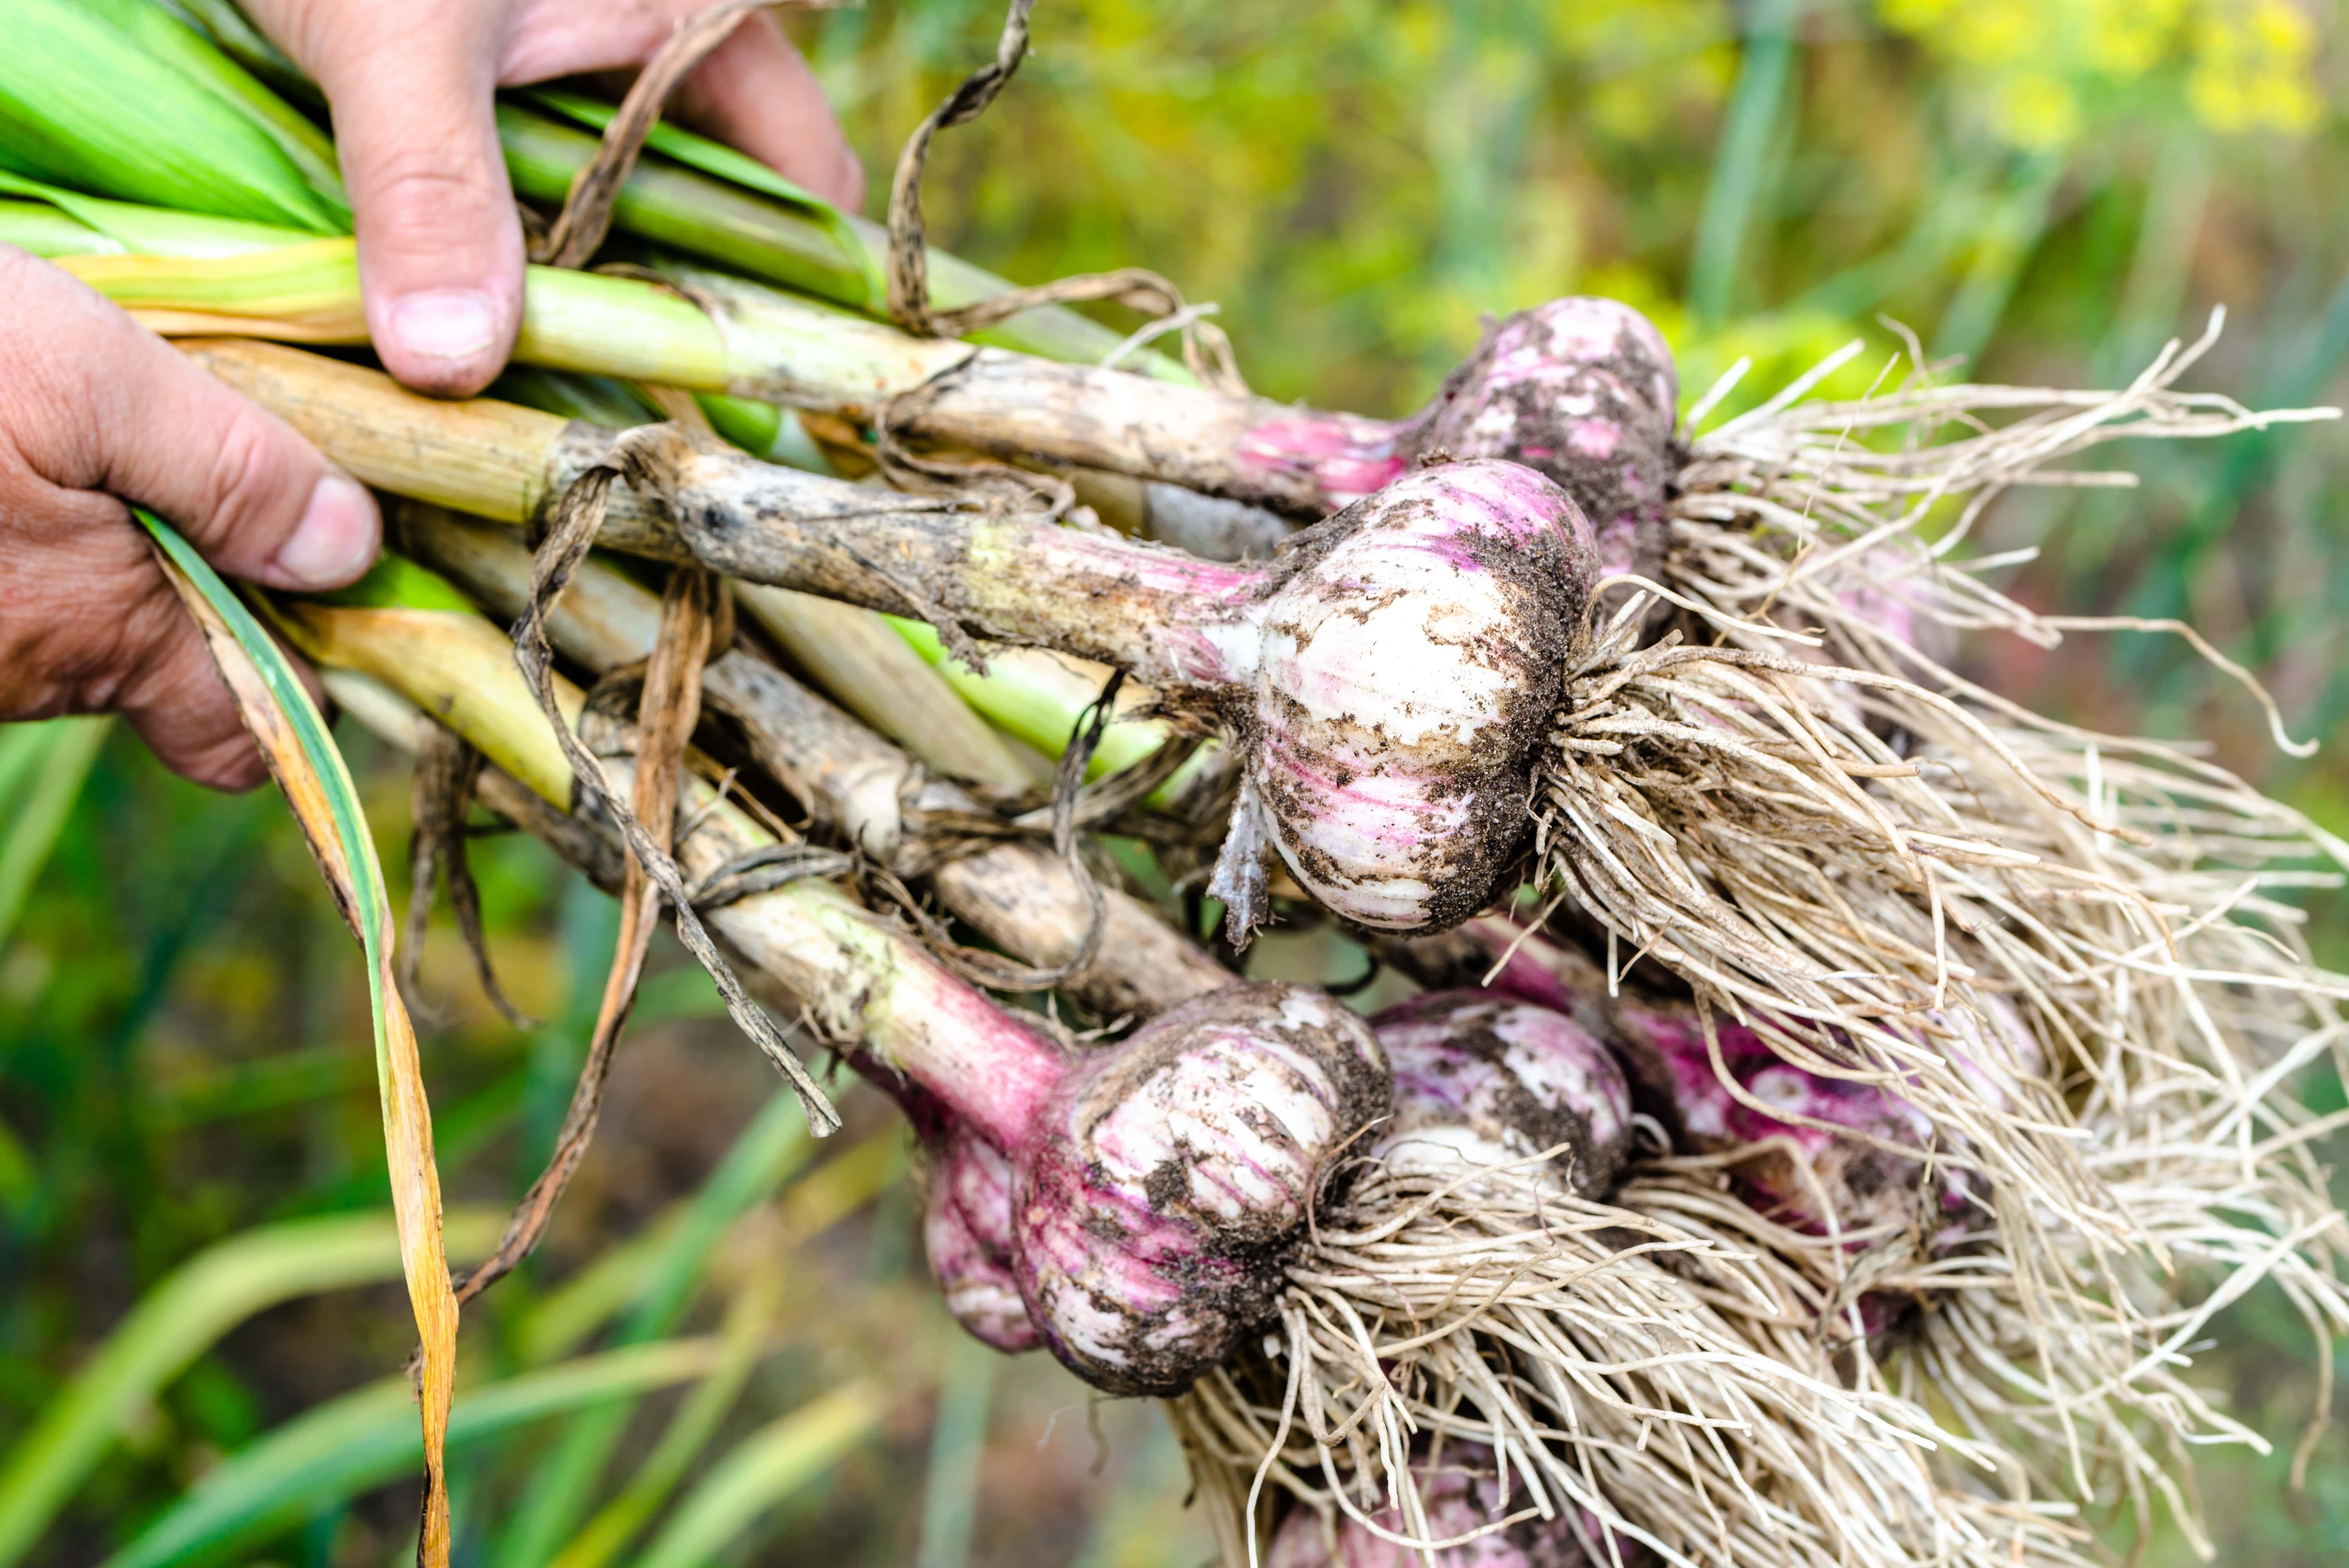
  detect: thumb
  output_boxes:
[3,251,381,592]
[307,7,522,397]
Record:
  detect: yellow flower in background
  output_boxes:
[2189,0,2326,133]
[1879,0,2327,144]
[2084,0,2191,78]
[1994,73,2086,148]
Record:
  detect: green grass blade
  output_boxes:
[133,514,385,1048]
[101,1338,728,1568]
[916,1331,1000,1568]
[494,1092,812,1568]
[1686,0,1800,328]
[0,1210,498,1568]
[151,1043,376,1129]
[138,511,462,1563]
[517,1206,691,1368]
[544,1272,779,1568]
[0,0,339,231]
[0,722,62,824]
[633,1384,884,1568]
[1930,150,2065,365]
[0,717,107,958]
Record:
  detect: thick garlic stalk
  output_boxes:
[193,340,1598,937]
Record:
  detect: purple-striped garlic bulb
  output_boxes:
[918,985,1638,1355]
[1265,1445,1602,1567]
[1400,298,1679,581]
[1604,996,1964,1240]
[876,980,1387,1397]
[921,1121,1039,1353]
[1370,990,1633,1195]
[1216,460,1595,935]
[1457,915,2040,1244]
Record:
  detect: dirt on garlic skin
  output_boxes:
[1244,462,1591,934]
[1264,1443,1609,1567]
[1371,989,1634,1195]
[1403,297,1679,585]
[1014,984,1390,1398]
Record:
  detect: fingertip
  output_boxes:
[185,741,273,795]
[259,473,381,590]
[123,691,270,793]
[373,285,513,397]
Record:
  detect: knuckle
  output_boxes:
[200,403,300,544]
[357,155,510,241]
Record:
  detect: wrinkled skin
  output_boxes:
[1265,1445,1601,1568]
[1370,990,1633,1196]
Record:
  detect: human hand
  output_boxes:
[242,0,864,397]
[0,249,380,789]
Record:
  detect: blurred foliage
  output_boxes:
[6,2,2349,1564]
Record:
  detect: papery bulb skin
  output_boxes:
[1406,298,1679,581]
[1371,990,1633,1195]
[1250,461,1593,934]
[1013,983,1390,1397]
[922,1124,1041,1353]
[1265,1445,1601,1567]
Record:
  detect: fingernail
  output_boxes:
[271,474,380,586]
[385,288,500,362]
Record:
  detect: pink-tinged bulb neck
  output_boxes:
[1404,298,1679,582]
[1013,984,1389,1397]
[1265,1444,1600,1567]
[1371,989,1634,1195]
[1233,412,1413,512]
[1240,461,1595,936]
[922,1124,1040,1353]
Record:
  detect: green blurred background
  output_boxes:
[4,1,2348,1563]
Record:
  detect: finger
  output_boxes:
[302,5,523,396]
[670,10,865,211]
[116,591,276,792]
[2,482,267,792]
[1,252,379,590]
